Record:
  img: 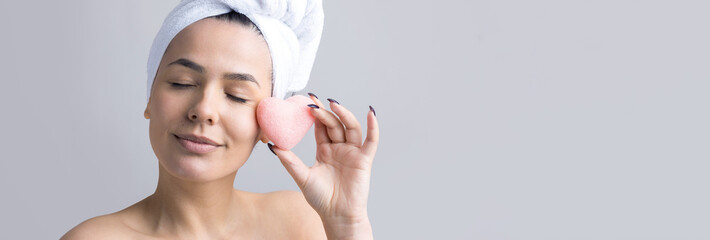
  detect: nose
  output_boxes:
[187,88,220,125]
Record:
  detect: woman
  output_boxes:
[62,2,379,239]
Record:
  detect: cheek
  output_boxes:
[151,90,187,122]
[224,109,260,145]
[148,90,188,151]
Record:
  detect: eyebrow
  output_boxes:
[168,58,260,88]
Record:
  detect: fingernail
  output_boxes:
[327,98,340,104]
[369,105,376,117]
[307,104,319,109]
[308,92,319,99]
[267,143,276,155]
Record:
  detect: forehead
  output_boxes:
[162,18,273,88]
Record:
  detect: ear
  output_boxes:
[144,97,151,119]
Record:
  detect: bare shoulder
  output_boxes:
[60,213,132,240]
[256,190,326,239]
[261,190,312,211]
[61,199,149,240]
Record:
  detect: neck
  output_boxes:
[143,164,247,238]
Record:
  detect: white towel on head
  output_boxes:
[146,0,324,102]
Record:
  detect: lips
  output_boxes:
[174,134,222,146]
[174,134,222,154]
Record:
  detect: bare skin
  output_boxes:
[62,17,378,240]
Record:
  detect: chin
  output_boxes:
[158,154,231,182]
[151,135,251,182]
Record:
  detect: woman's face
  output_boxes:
[144,18,272,181]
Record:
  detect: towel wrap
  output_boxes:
[146,0,324,102]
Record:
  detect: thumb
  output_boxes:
[267,143,310,188]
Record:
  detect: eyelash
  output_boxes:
[170,82,248,103]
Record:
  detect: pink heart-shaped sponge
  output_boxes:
[257,95,316,150]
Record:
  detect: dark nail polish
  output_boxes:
[327,98,340,104]
[369,105,376,117]
[307,104,319,109]
[308,92,319,99]
[267,143,276,155]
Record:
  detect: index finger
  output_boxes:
[308,93,332,145]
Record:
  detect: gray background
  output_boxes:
[1,0,708,239]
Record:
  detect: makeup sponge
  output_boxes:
[257,95,316,150]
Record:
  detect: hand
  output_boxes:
[267,94,379,239]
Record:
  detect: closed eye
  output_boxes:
[226,94,247,103]
[170,82,193,88]
[170,82,247,103]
